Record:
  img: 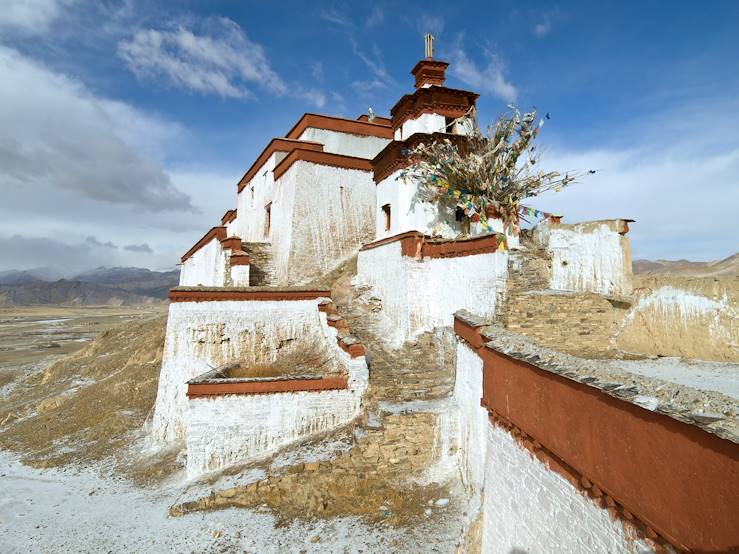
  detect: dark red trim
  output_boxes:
[221,209,237,225]
[286,113,393,140]
[360,231,501,260]
[169,288,331,302]
[187,375,348,397]
[181,227,227,263]
[273,149,373,180]
[237,138,324,192]
[454,314,739,553]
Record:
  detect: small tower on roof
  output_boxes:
[411,34,449,88]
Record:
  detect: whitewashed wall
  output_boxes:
[535,220,633,296]
[186,355,367,477]
[395,114,475,141]
[296,128,389,159]
[151,298,334,443]
[454,342,488,495]
[375,169,518,244]
[179,238,226,287]
[229,264,249,287]
[276,161,376,284]
[481,422,653,553]
[235,151,286,244]
[356,242,508,346]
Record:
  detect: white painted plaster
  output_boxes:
[481,422,653,553]
[152,298,337,442]
[398,114,475,141]
[454,342,487,495]
[229,264,250,287]
[537,221,632,296]
[356,241,508,346]
[179,238,226,287]
[375,169,518,245]
[296,127,389,159]
[275,160,376,284]
[186,384,363,476]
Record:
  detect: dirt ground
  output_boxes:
[0,305,173,480]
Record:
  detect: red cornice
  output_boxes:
[286,113,394,141]
[220,236,241,251]
[237,138,324,193]
[360,230,500,260]
[229,252,250,266]
[390,86,479,131]
[221,209,237,225]
[411,59,449,88]
[371,132,469,183]
[273,148,373,181]
[356,114,392,125]
[187,375,348,397]
[181,226,227,263]
[169,288,331,303]
[454,314,739,552]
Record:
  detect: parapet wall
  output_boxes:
[356,232,508,346]
[454,312,739,553]
[151,288,335,443]
[534,219,633,297]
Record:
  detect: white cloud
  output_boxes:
[0,45,192,211]
[532,102,739,261]
[417,15,445,35]
[0,0,68,34]
[118,18,285,99]
[534,20,552,38]
[319,8,353,27]
[447,39,517,102]
[367,6,384,28]
[350,41,394,95]
[117,17,325,107]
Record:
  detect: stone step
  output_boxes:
[241,242,277,286]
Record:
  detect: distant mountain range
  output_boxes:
[0,267,179,307]
[633,253,739,278]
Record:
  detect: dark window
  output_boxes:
[381,204,391,232]
[264,202,271,238]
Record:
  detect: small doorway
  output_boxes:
[264,202,271,238]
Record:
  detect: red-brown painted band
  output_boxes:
[357,114,392,125]
[286,113,393,140]
[372,132,469,183]
[220,236,241,251]
[229,253,250,266]
[390,86,479,131]
[221,209,237,225]
[273,148,373,181]
[181,226,227,263]
[339,340,365,358]
[360,231,501,260]
[169,289,331,303]
[237,138,324,192]
[187,375,349,397]
[410,59,449,88]
[455,316,739,552]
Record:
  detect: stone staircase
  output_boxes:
[241,242,277,286]
[172,281,461,522]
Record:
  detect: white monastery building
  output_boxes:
[150,39,737,553]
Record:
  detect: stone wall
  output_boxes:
[504,291,630,358]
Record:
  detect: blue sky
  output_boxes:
[0,0,737,273]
